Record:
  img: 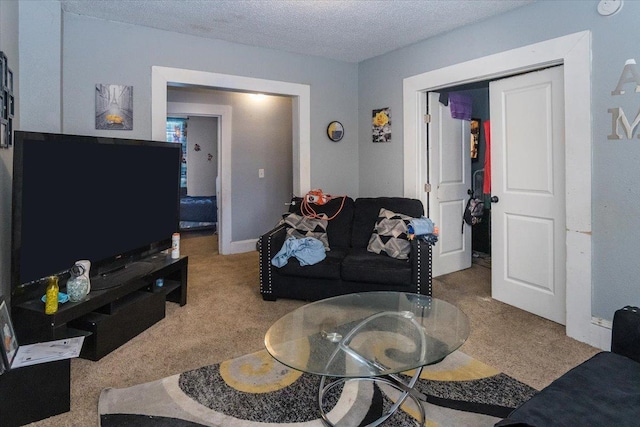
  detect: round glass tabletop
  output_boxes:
[265,292,469,378]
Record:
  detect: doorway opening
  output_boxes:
[403,31,595,346]
[167,115,219,237]
[151,66,311,255]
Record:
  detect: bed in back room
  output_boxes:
[180,195,217,232]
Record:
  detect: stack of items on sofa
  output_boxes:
[407,217,438,246]
[258,195,436,302]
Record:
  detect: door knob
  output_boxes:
[491,196,499,203]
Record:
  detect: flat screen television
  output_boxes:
[11,131,181,305]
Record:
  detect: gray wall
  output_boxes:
[18,1,61,133]
[59,12,359,199]
[168,88,293,241]
[55,11,358,245]
[184,116,218,197]
[0,0,19,302]
[357,0,639,320]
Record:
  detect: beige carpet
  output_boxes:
[26,234,599,426]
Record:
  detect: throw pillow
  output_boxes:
[282,212,330,250]
[367,208,412,259]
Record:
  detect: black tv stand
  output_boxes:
[13,253,187,358]
[91,261,156,290]
[5,253,188,425]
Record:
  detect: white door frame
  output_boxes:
[152,67,311,255]
[167,103,231,254]
[403,31,601,348]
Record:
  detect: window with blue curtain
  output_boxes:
[166,118,188,188]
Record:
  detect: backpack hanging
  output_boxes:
[462,197,484,233]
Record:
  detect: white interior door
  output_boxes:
[490,66,566,324]
[427,92,472,277]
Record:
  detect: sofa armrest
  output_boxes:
[611,305,640,363]
[410,239,432,296]
[257,224,288,300]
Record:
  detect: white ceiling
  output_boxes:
[60,0,534,63]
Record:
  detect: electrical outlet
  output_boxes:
[258,169,265,178]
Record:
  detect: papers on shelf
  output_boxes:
[10,336,85,369]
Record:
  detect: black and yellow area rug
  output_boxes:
[99,349,536,426]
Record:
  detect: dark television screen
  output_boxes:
[11,131,181,302]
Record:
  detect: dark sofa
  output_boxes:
[496,305,640,427]
[258,196,432,301]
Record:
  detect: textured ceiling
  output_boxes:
[61,0,534,63]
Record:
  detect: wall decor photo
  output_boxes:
[470,118,480,161]
[95,84,133,130]
[0,297,18,370]
[0,51,14,148]
[372,107,391,142]
[327,121,344,142]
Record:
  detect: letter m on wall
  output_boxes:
[608,107,640,140]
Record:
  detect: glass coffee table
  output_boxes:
[264,291,470,426]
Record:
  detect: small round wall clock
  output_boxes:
[327,121,344,142]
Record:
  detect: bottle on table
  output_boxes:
[67,263,90,302]
[171,232,180,259]
[45,276,59,314]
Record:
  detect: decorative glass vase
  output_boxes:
[67,260,91,302]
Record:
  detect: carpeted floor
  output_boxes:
[26,234,599,426]
[99,348,536,426]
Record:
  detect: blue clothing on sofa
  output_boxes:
[272,236,326,267]
[408,217,435,236]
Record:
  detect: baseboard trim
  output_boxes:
[228,238,258,254]
[589,316,612,351]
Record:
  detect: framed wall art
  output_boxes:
[372,107,391,142]
[0,51,14,148]
[327,121,344,142]
[470,118,480,161]
[95,84,133,130]
[0,297,18,370]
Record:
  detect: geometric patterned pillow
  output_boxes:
[366,208,412,260]
[283,212,330,250]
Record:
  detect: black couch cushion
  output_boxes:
[341,248,412,286]
[496,351,640,427]
[351,198,424,249]
[275,248,346,280]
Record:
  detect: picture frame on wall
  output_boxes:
[372,107,391,143]
[2,94,8,121]
[327,121,344,142]
[470,118,480,161]
[0,123,6,150]
[7,69,13,93]
[6,119,12,149]
[0,51,13,148]
[0,92,6,150]
[0,297,18,371]
[0,54,4,92]
[8,94,14,119]
[95,84,133,130]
